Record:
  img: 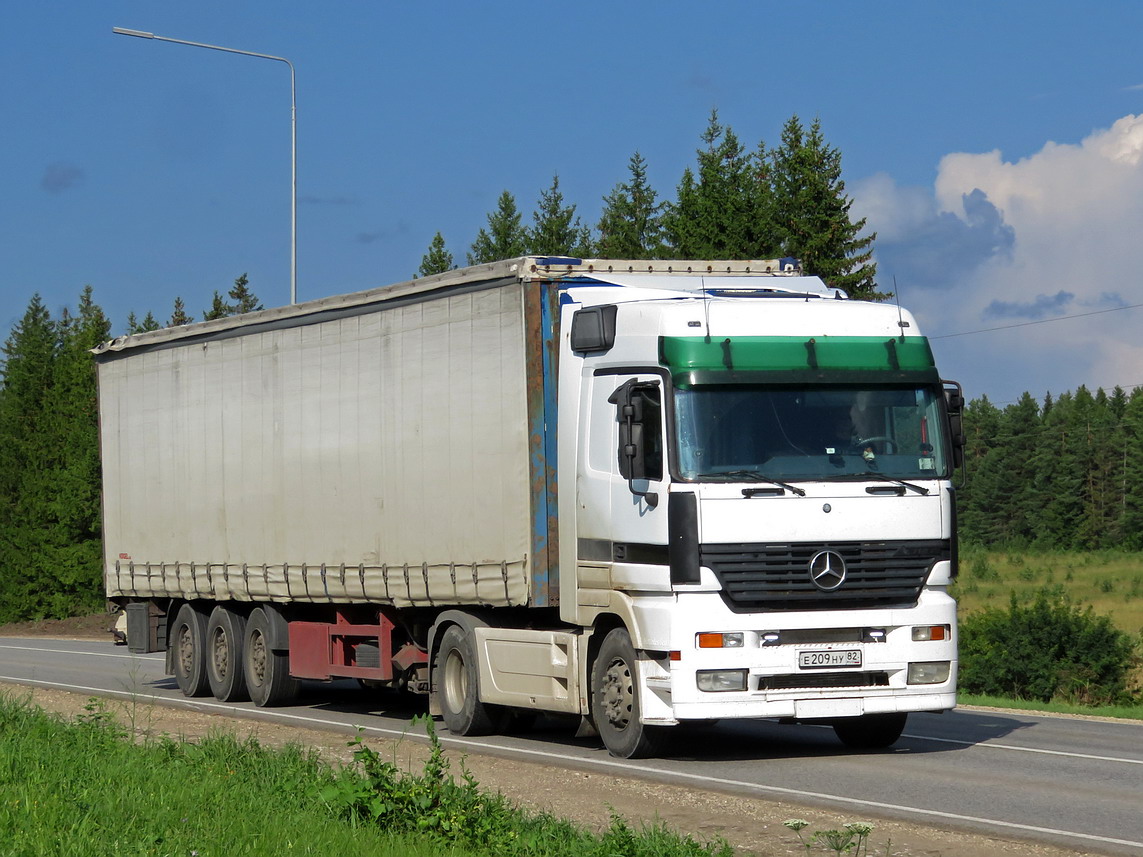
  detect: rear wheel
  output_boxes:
[206,606,249,702]
[436,624,503,736]
[171,603,210,698]
[832,712,908,749]
[243,607,299,707]
[591,628,665,759]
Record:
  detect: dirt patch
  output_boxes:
[0,611,118,640]
[0,678,1092,857]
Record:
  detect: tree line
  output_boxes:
[958,386,1143,550]
[418,110,881,300]
[0,275,264,623]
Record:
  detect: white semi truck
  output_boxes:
[95,257,963,758]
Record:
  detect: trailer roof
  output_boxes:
[92,257,827,358]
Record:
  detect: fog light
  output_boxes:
[907,661,951,684]
[697,632,744,649]
[696,669,748,692]
[912,625,950,641]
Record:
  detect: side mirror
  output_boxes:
[608,379,661,508]
[570,305,618,353]
[943,380,966,470]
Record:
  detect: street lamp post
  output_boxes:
[113,27,298,305]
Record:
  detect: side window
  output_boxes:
[609,379,663,481]
[634,385,663,480]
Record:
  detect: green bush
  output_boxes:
[959,588,1139,705]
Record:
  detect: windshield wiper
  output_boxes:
[694,470,807,496]
[819,471,929,495]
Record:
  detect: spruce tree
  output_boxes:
[467,191,528,264]
[228,273,262,314]
[596,152,666,259]
[665,110,755,258]
[768,116,882,299]
[0,296,57,619]
[1120,388,1143,549]
[1032,391,1086,548]
[38,286,110,616]
[168,297,194,326]
[957,395,1002,543]
[127,312,161,334]
[527,174,592,257]
[418,232,455,277]
[203,291,230,321]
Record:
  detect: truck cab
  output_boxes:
[552,267,960,756]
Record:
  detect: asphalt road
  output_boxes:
[2,637,1141,856]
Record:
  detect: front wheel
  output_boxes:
[832,712,908,749]
[435,624,503,736]
[591,628,665,759]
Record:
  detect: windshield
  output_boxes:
[674,385,949,482]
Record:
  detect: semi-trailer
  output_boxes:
[95,257,963,758]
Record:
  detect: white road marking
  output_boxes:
[1,672,1140,852]
[0,642,163,661]
[902,730,1143,766]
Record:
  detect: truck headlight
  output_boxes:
[907,661,951,684]
[696,669,748,692]
[697,632,744,648]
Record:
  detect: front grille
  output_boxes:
[702,540,948,611]
[759,671,890,691]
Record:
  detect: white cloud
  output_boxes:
[854,114,1143,402]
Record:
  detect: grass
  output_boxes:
[0,694,446,857]
[958,692,1143,720]
[0,692,745,857]
[952,547,1143,708]
[952,547,1143,635]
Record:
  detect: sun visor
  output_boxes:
[583,273,838,297]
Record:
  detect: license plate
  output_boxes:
[798,649,862,669]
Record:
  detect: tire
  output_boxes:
[243,607,299,707]
[206,606,249,702]
[832,712,908,749]
[171,603,211,698]
[591,627,665,759]
[435,624,503,736]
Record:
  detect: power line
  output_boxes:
[930,302,1143,339]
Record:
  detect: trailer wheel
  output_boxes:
[244,607,299,707]
[206,606,249,702]
[436,624,502,736]
[591,627,665,759]
[171,603,211,698]
[832,712,908,749]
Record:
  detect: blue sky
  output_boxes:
[3,1,1143,405]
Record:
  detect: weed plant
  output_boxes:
[0,694,733,857]
[321,715,733,857]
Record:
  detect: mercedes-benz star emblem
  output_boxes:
[808,550,847,591]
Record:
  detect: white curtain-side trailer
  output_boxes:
[96,257,964,758]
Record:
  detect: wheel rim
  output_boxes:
[177,623,194,678]
[600,656,633,731]
[442,648,466,713]
[248,630,267,687]
[211,627,228,679]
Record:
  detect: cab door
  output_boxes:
[575,370,670,603]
